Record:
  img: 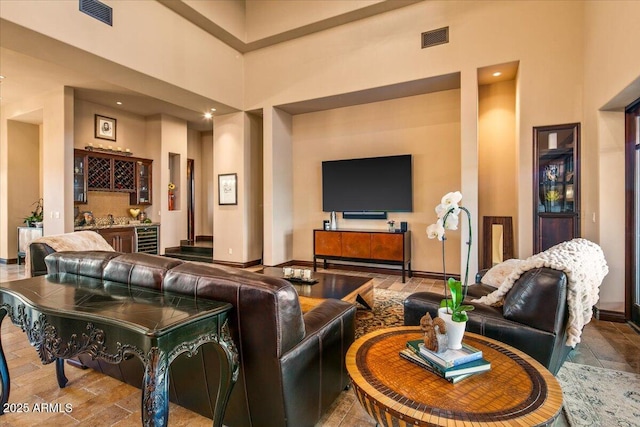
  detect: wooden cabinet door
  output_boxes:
[315,231,342,256]
[537,215,577,252]
[371,233,404,261]
[342,232,371,259]
[98,228,135,253]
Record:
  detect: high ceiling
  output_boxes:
[0,1,425,130]
[0,0,516,130]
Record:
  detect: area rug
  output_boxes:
[556,362,640,426]
[355,288,409,337]
[321,288,640,427]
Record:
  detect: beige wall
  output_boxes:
[292,90,461,274]
[263,107,294,266]
[0,0,244,110]
[478,80,518,265]
[245,0,584,277]
[245,0,384,42]
[582,0,640,306]
[213,112,262,264]
[184,0,246,41]
[75,100,150,157]
[201,131,214,236]
[158,115,187,253]
[6,121,40,258]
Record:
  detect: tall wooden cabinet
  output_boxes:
[533,123,580,252]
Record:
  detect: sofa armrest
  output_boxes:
[29,242,56,277]
[303,298,356,336]
[503,268,568,334]
[279,299,356,426]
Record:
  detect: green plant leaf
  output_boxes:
[458,304,475,312]
[448,278,463,309]
[452,311,468,322]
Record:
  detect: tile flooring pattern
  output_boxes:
[0,263,638,426]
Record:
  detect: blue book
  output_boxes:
[398,349,477,384]
[405,342,491,378]
[406,339,483,369]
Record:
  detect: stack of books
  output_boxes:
[400,339,491,384]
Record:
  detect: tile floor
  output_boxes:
[0,263,638,426]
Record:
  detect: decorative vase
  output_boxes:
[438,307,466,350]
[168,192,175,210]
[329,211,337,230]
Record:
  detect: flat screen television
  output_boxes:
[322,154,412,213]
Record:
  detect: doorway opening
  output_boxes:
[625,97,640,328]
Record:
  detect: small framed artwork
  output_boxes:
[95,114,117,141]
[218,173,237,205]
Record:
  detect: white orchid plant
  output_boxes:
[426,191,474,322]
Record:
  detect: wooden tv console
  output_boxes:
[313,229,411,282]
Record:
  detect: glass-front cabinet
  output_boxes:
[533,123,580,252]
[74,152,87,203]
[131,159,153,205]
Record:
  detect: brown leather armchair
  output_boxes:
[38,249,356,426]
[403,268,572,375]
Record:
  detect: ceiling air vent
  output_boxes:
[421,27,449,49]
[79,0,113,26]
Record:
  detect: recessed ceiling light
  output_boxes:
[0,75,5,79]
[204,112,213,119]
[493,72,502,77]
[116,101,122,105]
[210,108,216,112]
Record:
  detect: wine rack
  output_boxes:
[114,159,135,191]
[88,156,112,189]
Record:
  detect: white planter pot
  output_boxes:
[438,307,466,350]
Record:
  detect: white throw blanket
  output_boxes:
[24,230,115,277]
[472,238,608,347]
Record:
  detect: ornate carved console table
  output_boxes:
[0,274,238,427]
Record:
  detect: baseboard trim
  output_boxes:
[0,258,18,265]
[213,259,261,269]
[594,307,626,323]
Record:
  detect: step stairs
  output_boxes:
[164,237,213,263]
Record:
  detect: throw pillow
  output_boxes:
[481,258,524,287]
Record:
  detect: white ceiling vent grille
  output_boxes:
[79,0,113,26]
[421,27,449,49]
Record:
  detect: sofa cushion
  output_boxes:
[44,251,122,279]
[102,253,183,290]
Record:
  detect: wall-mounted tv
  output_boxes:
[322,154,412,213]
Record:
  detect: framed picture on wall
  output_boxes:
[218,173,237,205]
[95,114,117,141]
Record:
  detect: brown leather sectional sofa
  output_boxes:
[403,268,572,375]
[32,246,356,426]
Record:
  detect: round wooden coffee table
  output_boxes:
[346,326,563,427]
